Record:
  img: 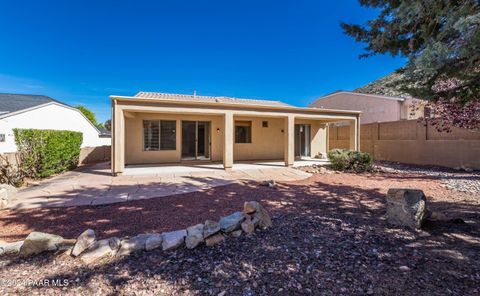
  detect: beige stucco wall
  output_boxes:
[310,93,403,124]
[233,116,284,161]
[124,113,331,164]
[125,113,224,165]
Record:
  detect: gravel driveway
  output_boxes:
[0,169,479,295]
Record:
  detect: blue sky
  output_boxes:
[0,0,405,122]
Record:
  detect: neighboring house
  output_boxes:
[308,91,427,124]
[110,92,361,175]
[0,93,111,153]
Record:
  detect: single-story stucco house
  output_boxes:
[110,92,361,175]
[0,93,111,153]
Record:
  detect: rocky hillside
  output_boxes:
[355,72,412,98]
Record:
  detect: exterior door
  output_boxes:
[294,124,311,158]
[181,121,211,160]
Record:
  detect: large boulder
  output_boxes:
[117,234,151,256]
[71,229,96,257]
[185,224,204,249]
[243,201,272,229]
[162,230,187,251]
[81,237,120,264]
[386,188,428,229]
[19,232,64,257]
[219,212,246,233]
[203,220,220,238]
[145,233,162,251]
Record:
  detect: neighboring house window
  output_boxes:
[262,121,268,128]
[235,121,252,143]
[143,120,176,151]
[0,134,5,143]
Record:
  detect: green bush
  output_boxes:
[327,149,373,173]
[14,129,83,178]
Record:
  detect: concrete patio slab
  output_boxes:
[7,159,320,209]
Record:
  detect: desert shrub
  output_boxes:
[13,129,83,178]
[327,149,373,173]
[0,154,27,187]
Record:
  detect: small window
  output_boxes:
[0,134,5,142]
[143,120,176,151]
[262,121,268,128]
[235,121,252,143]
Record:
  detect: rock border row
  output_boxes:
[0,201,272,264]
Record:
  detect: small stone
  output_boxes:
[241,217,255,234]
[145,233,162,251]
[20,232,64,257]
[81,237,120,264]
[203,220,221,238]
[244,202,272,229]
[117,234,150,256]
[219,212,246,233]
[0,188,8,209]
[399,265,411,271]
[0,240,23,255]
[0,184,17,196]
[231,230,242,238]
[205,233,225,246]
[71,229,96,257]
[260,180,275,187]
[162,230,187,251]
[243,201,258,214]
[185,224,204,249]
[109,237,121,251]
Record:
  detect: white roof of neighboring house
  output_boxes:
[0,93,109,137]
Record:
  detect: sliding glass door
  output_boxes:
[181,121,211,160]
[294,124,311,158]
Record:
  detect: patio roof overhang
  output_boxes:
[110,95,361,121]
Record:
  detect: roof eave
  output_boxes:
[109,95,362,115]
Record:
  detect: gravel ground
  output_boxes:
[0,170,479,295]
[375,161,480,194]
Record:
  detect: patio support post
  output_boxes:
[284,114,295,167]
[223,112,234,170]
[112,100,125,175]
[349,116,360,151]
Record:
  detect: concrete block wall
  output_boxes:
[329,120,480,169]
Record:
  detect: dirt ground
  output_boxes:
[0,170,479,295]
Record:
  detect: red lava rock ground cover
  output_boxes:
[0,170,479,295]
